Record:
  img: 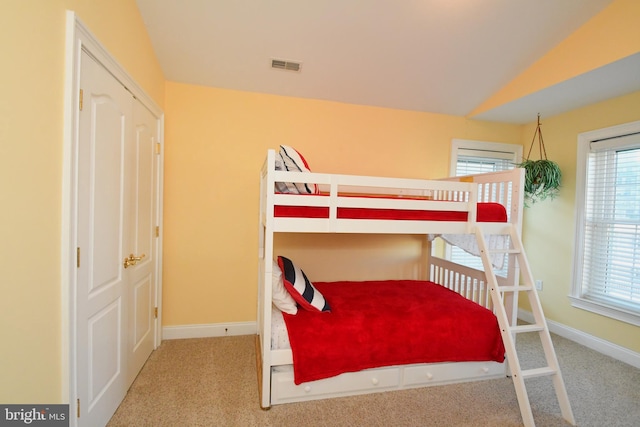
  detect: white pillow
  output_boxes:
[272,260,298,315]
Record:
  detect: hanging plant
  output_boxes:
[518,158,562,204]
[517,114,562,206]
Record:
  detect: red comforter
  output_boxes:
[282,280,505,385]
[274,197,507,222]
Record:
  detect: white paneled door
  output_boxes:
[76,51,159,427]
[127,100,158,387]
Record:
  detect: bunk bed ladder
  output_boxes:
[474,225,575,427]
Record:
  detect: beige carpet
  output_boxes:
[107,331,639,426]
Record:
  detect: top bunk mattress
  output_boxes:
[274,194,508,222]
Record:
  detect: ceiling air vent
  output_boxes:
[271,59,301,72]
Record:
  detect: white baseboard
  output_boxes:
[162,321,257,340]
[518,309,640,369]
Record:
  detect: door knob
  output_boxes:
[123,253,145,269]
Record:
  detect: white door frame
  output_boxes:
[62,11,164,425]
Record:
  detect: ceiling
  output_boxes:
[136,0,639,124]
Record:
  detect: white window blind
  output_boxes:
[580,133,640,314]
[457,149,515,175]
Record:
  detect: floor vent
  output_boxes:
[271,59,301,72]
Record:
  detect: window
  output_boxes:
[449,140,522,274]
[571,121,640,326]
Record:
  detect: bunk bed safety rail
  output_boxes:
[430,257,494,310]
[264,170,480,233]
[430,256,510,309]
[441,168,524,228]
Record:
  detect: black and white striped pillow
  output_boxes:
[277,256,330,313]
[275,145,319,195]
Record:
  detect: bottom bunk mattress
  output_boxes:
[281,280,505,385]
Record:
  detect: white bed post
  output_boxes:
[257,149,277,409]
[504,168,525,327]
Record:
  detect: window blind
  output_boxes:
[457,148,515,175]
[581,133,640,312]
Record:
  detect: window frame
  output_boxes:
[571,120,640,327]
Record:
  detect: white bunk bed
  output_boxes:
[256,148,574,427]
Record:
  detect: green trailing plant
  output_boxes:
[518,158,562,205]
[517,115,562,206]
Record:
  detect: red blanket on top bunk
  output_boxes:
[282,280,505,385]
[274,195,507,222]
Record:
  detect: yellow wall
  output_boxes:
[162,81,522,325]
[0,0,164,404]
[163,82,640,354]
[520,90,640,353]
[492,0,640,354]
[472,0,640,116]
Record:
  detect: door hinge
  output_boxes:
[154,307,158,319]
[155,142,161,155]
[155,226,160,237]
[77,247,80,268]
[77,398,80,418]
[79,89,83,111]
